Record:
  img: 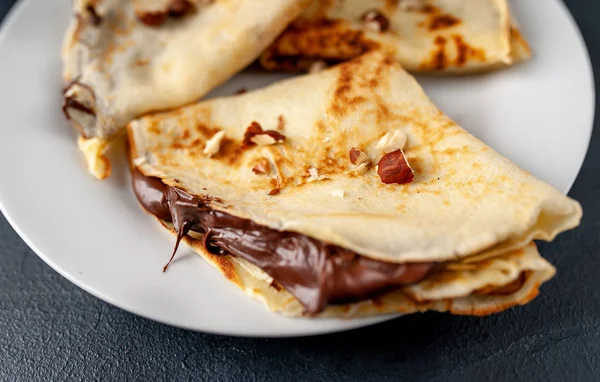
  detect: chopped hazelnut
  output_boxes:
[243,121,286,147]
[376,130,407,154]
[377,149,414,184]
[352,162,370,175]
[360,9,390,33]
[307,167,327,182]
[250,134,277,146]
[349,147,370,165]
[277,115,285,131]
[203,130,225,157]
[252,159,270,175]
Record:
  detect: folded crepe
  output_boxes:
[61,0,311,179]
[127,51,580,318]
[260,0,531,74]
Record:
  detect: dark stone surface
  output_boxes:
[0,0,598,380]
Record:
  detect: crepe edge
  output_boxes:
[77,136,112,180]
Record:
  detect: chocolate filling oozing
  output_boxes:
[131,167,435,314]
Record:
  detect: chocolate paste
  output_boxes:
[62,98,95,121]
[62,81,96,124]
[131,168,435,314]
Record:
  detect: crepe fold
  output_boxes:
[61,0,311,179]
[127,51,580,317]
[260,0,531,74]
[167,234,556,317]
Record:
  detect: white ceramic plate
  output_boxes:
[0,0,594,337]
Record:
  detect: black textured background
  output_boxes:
[1,0,599,380]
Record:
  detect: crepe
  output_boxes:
[61,0,311,179]
[259,0,531,74]
[127,51,580,317]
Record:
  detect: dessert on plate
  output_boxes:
[126,52,580,317]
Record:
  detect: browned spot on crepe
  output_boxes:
[308,0,337,19]
[195,123,220,137]
[420,32,487,70]
[134,58,149,66]
[383,0,399,13]
[422,36,448,70]
[419,4,439,14]
[261,19,380,72]
[453,35,486,67]
[147,125,161,135]
[428,14,461,30]
[212,137,245,166]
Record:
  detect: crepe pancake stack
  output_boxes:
[260,0,531,74]
[126,51,581,317]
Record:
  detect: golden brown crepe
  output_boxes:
[260,0,531,74]
[61,0,311,179]
[127,51,579,317]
